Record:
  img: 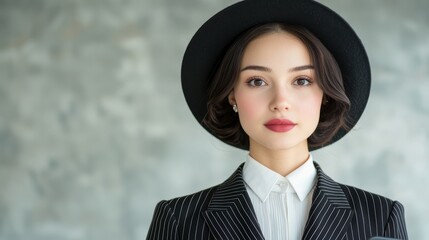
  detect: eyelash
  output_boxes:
[246,77,267,87]
[245,76,314,87]
[293,77,313,86]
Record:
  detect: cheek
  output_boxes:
[297,92,323,120]
[235,91,265,121]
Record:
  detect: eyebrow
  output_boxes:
[240,65,272,72]
[240,64,314,72]
[290,65,314,72]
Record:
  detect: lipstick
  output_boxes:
[264,119,296,132]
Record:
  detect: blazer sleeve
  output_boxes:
[384,201,408,240]
[146,200,179,240]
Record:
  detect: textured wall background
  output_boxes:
[0,0,428,239]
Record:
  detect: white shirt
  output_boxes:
[243,155,317,240]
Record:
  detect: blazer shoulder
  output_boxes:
[312,163,407,239]
[315,162,402,211]
[160,163,246,215]
[339,183,396,206]
[148,164,246,238]
[147,185,220,240]
[161,184,219,217]
[338,183,408,239]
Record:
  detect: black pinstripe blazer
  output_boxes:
[147,163,408,239]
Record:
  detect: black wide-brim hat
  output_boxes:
[181,0,371,151]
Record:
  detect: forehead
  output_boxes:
[241,31,311,67]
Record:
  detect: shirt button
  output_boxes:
[277,181,288,192]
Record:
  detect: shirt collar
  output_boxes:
[243,154,317,202]
[287,155,317,201]
[243,155,280,202]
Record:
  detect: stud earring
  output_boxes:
[232,104,238,113]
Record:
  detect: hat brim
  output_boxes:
[181,0,371,151]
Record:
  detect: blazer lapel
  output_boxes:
[302,163,353,240]
[203,164,265,240]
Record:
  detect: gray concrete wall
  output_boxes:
[0,0,428,239]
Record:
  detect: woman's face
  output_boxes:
[229,31,323,154]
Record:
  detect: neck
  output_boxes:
[249,141,310,176]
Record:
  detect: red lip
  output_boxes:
[264,119,296,132]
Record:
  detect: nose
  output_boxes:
[269,88,291,112]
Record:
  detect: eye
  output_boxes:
[247,77,267,87]
[293,77,312,86]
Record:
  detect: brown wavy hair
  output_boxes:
[202,23,351,150]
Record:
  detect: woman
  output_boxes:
[147,1,408,239]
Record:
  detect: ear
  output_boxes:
[228,90,236,106]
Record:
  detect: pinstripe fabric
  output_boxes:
[147,163,408,240]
